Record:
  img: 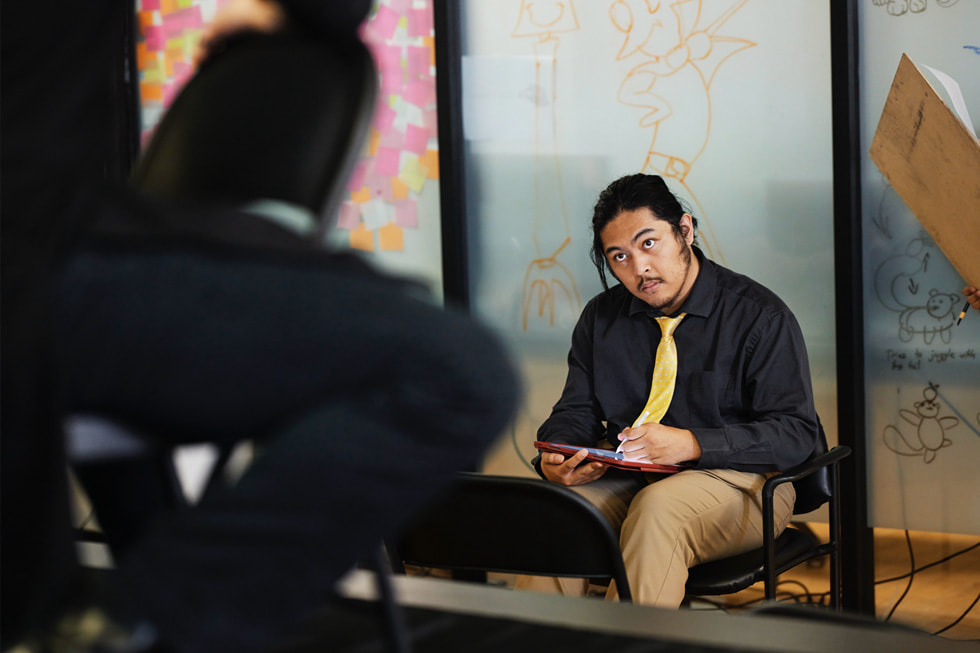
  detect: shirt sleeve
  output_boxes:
[691,305,819,472]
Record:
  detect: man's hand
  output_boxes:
[540,449,608,486]
[616,423,701,465]
[964,286,980,312]
[193,0,287,67]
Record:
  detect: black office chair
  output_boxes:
[391,472,634,602]
[685,424,851,610]
[67,28,378,558]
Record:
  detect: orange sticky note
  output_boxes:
[137,11,155,35]
[391,176,410,200]
[368,129,380,157]
[161,0,178,13]
[349,224,375,251]
[378,222,404,251]
[351,186,371,204]
[424,36,435,66]
[140,82,163,102]
[420,149,439,179]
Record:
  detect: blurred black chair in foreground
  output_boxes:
[390,472,633,602]
[67,27,377,559]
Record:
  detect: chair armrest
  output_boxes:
[762,445,852,500]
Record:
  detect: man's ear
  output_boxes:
[679,213,695,245]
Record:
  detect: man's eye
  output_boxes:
[642,239,655,249]
[613,253,626,263]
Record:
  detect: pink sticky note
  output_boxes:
[337,201,361,230]
[379,127,404,150]
[371,5,401,40]
[372,104,397,132]
[375,147,401,177]
[404,124,429,155]
[406,46,431,78]
[379,69,403,95]
[394,200,418,228]
[423,108,438,133]
[145,25,165,51]
[403,79,434,108]
[142,0,161,10]
[407,8,433,38]
[346,161,368,192]
[374,44,402,75]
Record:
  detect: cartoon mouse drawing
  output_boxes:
[882,382,958,463]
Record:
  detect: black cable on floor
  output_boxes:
[885,530,915,621]
[876,540,980,584]
[932,591,980,636]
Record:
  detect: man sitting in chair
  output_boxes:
[526,173,819,607]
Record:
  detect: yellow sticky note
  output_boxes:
[351,186,371,204]
[398,156,427,194]
[391,176,410,200]
[378,222,404,251]
[349,224,375,251]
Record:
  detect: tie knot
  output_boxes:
[655,313,686,337]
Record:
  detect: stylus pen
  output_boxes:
[617,410,650,452]
[957,301,970,325]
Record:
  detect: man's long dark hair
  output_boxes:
[589,174,699,289]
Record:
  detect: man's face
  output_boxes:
[600,208,699,315]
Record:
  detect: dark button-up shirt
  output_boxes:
[537,247,818,473]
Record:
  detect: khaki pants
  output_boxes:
[515,468,796,608]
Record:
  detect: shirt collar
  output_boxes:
[627,246,716,319]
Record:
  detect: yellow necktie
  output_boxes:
[632,314,686,428]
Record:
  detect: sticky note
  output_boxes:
[419,149,440,180]
[406,46,430,78]
[408,9,433,38]
[372,5,401,40]
[336,201,361,230]
[378,222,405,251]
[351,186,371,204]
[375,147,401,177]
[372,104,397,133]
[140,82,163,103]
[349,224,375,251]
[161,0,178,13]
[346,161,368,192]
[398,156,427,194]
[394,200,418,228]
[360,198,390,230]
[404,124,429,155]
[404,79,434,108]
[141,0,161,10]
[145,25,165,51]
[391,176,410,200]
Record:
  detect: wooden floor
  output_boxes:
[690,524,980,643]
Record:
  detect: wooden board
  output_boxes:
[869,53,980,286]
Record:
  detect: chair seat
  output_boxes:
[685,526,818,596]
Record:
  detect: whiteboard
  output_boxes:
[458,0,838,484]
[859,0,980,535]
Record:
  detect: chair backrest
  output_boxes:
[790,414,833,515]
[395,472,632,601]
[132,29,376,228]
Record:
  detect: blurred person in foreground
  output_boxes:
[1,1,519,651]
